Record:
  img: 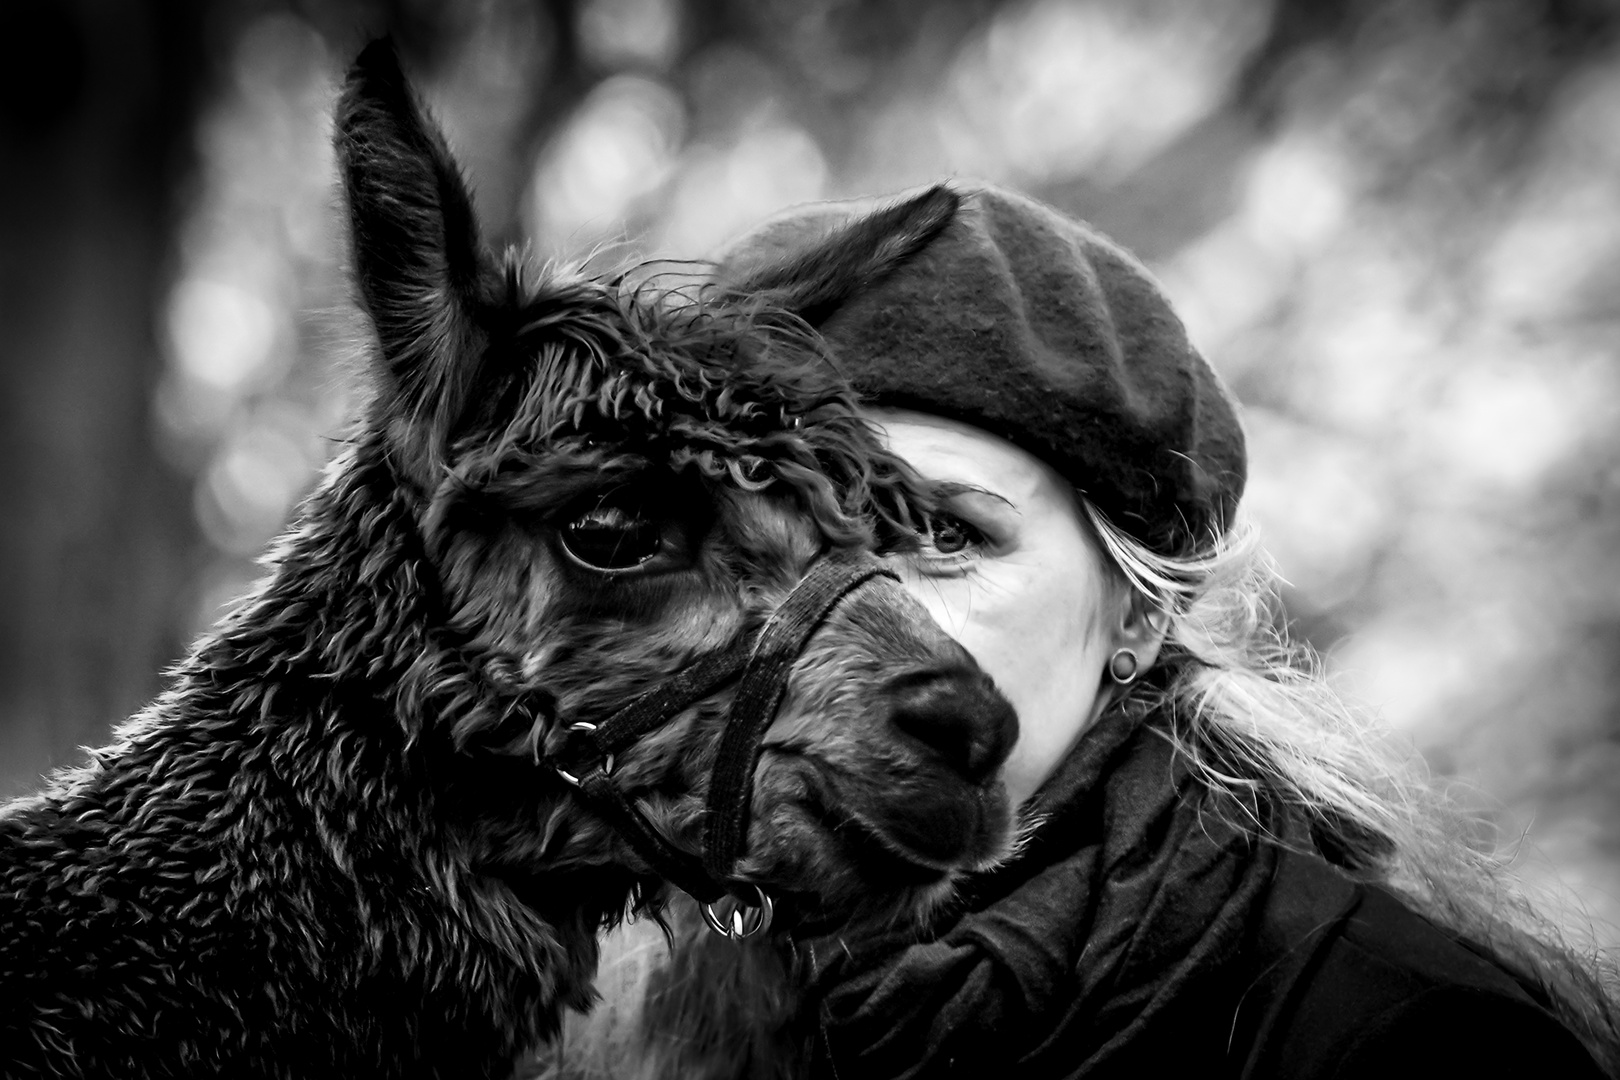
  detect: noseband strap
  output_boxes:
[554,551,895,913]
[700,552,894,881]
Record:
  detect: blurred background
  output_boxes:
[2,0,1617,939]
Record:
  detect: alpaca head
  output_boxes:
[337,42,1017,935]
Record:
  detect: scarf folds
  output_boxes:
[794,707,1283,1080]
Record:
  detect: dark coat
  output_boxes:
[796,707,1612,1080]
[803,848,1609,1080]
[1227,850,1606,1079]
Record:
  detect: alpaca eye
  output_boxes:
[561,504,666,571]
[557,479,707,575]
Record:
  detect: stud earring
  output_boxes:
[1108,648,1140,685]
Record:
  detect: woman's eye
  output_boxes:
[923,514,983,556]
[561,503,667,571]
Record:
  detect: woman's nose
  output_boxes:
[883,667,1018,783]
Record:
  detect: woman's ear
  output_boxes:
[1108,589,1171,676]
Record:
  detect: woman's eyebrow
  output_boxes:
[933,480,1015,511]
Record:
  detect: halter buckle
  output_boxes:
[701,884,775,940]
[552,721,613,787]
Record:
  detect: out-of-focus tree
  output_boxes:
[0,0,208,793]
[4,0,1618,936]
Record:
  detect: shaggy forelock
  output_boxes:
[428,261,933,556]
[398,258,941,778]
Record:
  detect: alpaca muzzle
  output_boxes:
[548,549,896,939]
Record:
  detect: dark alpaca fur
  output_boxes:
[0,42,1016,1078]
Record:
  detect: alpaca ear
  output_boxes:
[336,39,493,484]
[718,185,960,326]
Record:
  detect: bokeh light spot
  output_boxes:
[578,0,682,70]
[942,0,1268,181]
[661,121,828,254]
[531,75,685,253]
[1243,139,1349,253]
[1243,409,1392,607]
[196,418,318,556]
[166,277,281,392]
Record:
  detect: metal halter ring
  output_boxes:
[701,884,775,940]
[553,722,613,787]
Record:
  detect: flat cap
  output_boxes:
[714,182,1246,556]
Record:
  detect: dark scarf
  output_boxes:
[791,705,1285,1079]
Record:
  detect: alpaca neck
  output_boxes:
[0,439,590,1076]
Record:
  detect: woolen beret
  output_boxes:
[714,182,1246,556]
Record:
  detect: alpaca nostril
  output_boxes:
[884,668,1018,783]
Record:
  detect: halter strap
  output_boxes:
[592,637,756,755]
[701,552,893,881]
[552,550,895,910]
[574,769,727,902]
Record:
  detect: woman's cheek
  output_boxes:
[998,562,1113,802]
[955,569,1078,802]
[897,566,1098,803]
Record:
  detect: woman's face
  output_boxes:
[870,410,1143,808]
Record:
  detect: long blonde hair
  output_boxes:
[1084,503,1620,1074]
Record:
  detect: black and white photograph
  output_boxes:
[2,0,1619,1076]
